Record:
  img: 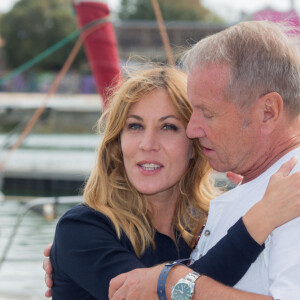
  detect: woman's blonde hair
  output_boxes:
[84,66,217,257]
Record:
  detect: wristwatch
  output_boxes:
[157,259,190,300]
[171,272,201,300]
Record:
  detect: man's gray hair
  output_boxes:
[183,20,300,117]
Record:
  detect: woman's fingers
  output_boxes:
[45,273,53,288]
[43,258,53,274]
[44,243,53,257]
[272,156,298,177]
[45,288,52,298]
[43,244,54,297]
[226,172,243,185]
[227,157,297,186]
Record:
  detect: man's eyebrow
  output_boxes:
[193,104,206,110]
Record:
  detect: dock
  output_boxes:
[0,92,104,197]
[0,133,101,196]
[0,92,103,112]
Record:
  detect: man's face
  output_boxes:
[186,64,262,174]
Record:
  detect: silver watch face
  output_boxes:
[171,281,193,300]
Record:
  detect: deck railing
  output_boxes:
[0,195,82,271]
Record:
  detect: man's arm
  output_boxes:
[166,265,273,300]
[109,265,273,300]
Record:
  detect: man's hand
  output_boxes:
[43,243,53,298]
[109,265,164,300]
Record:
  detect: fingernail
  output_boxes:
[291,156,298,162]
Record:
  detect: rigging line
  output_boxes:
[0,22,106,174]
[151,0,174,66]
[0,16,110,86]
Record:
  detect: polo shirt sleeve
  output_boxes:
[189,217,264,286]
[50,204,146,299]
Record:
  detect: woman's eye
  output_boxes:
[127,123,143,130]
[162,123,178,131]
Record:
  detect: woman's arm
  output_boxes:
[189,217,263,286]
[50,204,146,299]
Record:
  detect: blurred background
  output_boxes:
[0,0,298,299]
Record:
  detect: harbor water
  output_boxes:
[0,133,98,299]
[0,198,80,300]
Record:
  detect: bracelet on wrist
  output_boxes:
[157,258,190,300]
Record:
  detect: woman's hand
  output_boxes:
[243,156,300,245]
[43,243,53,298]
[226,171,243,185]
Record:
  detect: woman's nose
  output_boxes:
[138,129,160,151]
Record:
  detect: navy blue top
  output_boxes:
[51,204,264,300]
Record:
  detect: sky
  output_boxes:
[0,0,299,22]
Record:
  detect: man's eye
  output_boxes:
[162,123,178,131]
[127,123,143,130]
[203,112,213,119]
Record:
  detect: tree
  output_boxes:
[1,0,86,70]
[118,0,222,22]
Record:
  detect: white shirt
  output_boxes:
[190,147,300,299]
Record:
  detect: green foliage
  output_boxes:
[118,0,222,22]
[1,0,86,70]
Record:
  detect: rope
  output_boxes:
[151,0,174,66]
[0,21,106,174]
[0,16,110,85]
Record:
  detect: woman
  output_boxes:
[47,67,300,299]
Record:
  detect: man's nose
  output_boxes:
[186,113,206,139]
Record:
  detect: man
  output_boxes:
[109,20,300,299]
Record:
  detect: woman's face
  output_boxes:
[120,88,193,200]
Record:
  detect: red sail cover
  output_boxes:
[74,0,121,109]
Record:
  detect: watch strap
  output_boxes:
[184,271,201,283]
[157,258,190,300]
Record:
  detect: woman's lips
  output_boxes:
[137,161,163,175]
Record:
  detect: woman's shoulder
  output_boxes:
[60,202,107,217]
[57,203,114,230]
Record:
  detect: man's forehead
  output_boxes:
[188,64,230,91]
[187,71,231,106]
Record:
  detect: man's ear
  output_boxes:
[258,92,283,134]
